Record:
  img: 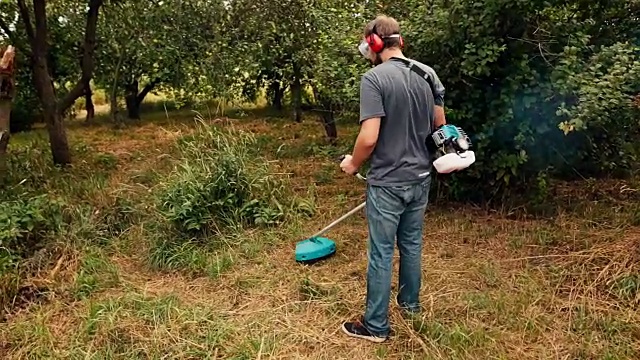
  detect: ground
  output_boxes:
[1,107,639,359]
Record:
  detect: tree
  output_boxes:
[11,0,103,165]
[92,0,229,121]
[307,0,369,142]
[228,0,317,120]
[0,45,16,173]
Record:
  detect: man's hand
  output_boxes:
[340,155,359,175]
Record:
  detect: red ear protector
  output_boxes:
[365,33,404,53]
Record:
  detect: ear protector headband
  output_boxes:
[358,34,404,58]
[358,22,404,59]
[365,33,403,53]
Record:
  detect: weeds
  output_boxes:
[149,122,314,275]
[73,248,120,300]
[412,319,493,357]
[0,195,64,274]
[158,123,309,236]
[4,292,231,358]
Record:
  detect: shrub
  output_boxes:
[0,195,64,274]
[9,53,41,133]
[157,122,312,238]
[402,0,640,203]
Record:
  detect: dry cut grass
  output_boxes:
[1,110,639,359]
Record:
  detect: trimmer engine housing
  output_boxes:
[429,124,472,156]
[426,124,476,174]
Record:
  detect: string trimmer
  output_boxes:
[295,171,366,264]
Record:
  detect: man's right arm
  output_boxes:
[429,67,446,128]
[434,105,446,128]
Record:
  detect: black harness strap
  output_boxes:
[391,56,437,102]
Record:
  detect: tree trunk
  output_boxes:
[110,48,124,124]
[321,110,338,144]
[0,46,16,174]
[310,84,338,143]
[270,80,283,110]
[125,79,158,120]
[277,86,285,111]
[84,78,94,122]
[56,0,103,117]
[16,0,103,165]
[110,91,122,125]
[126,97,140,119]
[110,92,117,118]
[16,0,70,164]
[125,80,140,120]
[291,63,302,122]
[33,56,71,164]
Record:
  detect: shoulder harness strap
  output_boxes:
[391,57,437,101]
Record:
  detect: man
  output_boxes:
[339,15,447,343]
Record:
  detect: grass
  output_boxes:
[1,103,639,359]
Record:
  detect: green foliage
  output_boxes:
[150,120,314,276]
[10,56,42,133]
[157,122,312,237]
[610,274,640,302]
[554,42,640,174]
[3,0,638,205]
[38,0,233,119]
[2,0,106,128]
[1,137,115,202]
[308,0,370,116]
[0,195,64,274]
[402,0,640,201]
[227,0,314,105]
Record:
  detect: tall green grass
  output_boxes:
[149,120,314,274]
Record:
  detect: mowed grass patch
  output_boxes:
[1,110,639,359]
[0,291,232,359]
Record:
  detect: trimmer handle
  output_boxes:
[337,155,366,181]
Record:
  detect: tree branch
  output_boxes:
[58,0,103,115]
[0,18,30,56]
[0,17,15,44]
[16,0,35,41]
[16,0,35,45]
[30,0,49,63]
[136,78,160,105]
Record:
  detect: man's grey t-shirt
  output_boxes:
[359,57,445,187]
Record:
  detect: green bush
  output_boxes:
[0,195,64,274]
[157,122,312,237]
[401,0,640,203]
[10,57,42,133]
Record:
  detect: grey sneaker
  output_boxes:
[341,318,387,343]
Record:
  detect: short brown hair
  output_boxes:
[364,15,401,47]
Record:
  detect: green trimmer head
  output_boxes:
[295,200,366,264]
[295,236,336,263]
[295,161,367,265]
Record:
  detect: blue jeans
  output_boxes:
[362,177,431,337]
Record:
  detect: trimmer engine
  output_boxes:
[427,124,476,173]
[430,125,471,155]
